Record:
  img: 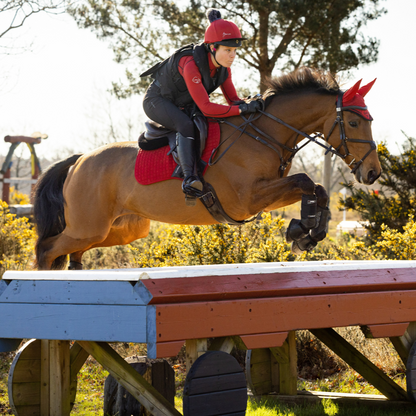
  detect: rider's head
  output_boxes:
[204,9,245,67]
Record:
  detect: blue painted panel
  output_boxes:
[146,305,157,359]
[0,304,149,343]
[0,280,152,306]
[0,279,8,297]
[134,281,153,304]
[0,338,22,352]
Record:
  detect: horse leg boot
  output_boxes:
[286,194,317,253]
[176,132,203,206]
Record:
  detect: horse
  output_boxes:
[33,67,381,270]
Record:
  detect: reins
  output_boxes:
[209,92,376,176]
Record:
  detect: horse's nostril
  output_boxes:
[367,170,379,183]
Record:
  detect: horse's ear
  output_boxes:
[343,79,362,102]
[358,78,377,97]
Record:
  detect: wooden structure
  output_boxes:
[1,133,46,204]
[2,260,416,415]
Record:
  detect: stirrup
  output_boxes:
[182,176,203,194]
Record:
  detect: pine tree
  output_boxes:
[340,133,416,243]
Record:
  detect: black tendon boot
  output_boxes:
[286,194,317,249]
[176,133,203,206]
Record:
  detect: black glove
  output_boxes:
[239,100,262,114]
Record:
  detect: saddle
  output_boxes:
[138,114,208,179]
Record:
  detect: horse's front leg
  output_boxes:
[286,183,330,254]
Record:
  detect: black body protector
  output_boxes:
[141,43,229,107]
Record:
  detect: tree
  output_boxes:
[69,0,386,97]
[0,0,68,40]
[340,133,416,243]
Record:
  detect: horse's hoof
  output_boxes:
[68,261,83,270]
[291,235,317,254]
[286,219,308,243]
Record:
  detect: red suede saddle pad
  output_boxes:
[135,122,220,185]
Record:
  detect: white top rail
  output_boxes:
[3,260,416,282]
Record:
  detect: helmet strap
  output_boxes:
[209,43,222,67]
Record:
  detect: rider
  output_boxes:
[141,8,261,205]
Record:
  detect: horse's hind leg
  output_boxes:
[68,216,151,270]
[286,183,330,253]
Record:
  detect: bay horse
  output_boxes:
[34,68,381,270]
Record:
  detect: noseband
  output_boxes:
[209,92,377,177]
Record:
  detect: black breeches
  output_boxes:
[143,83,195,138]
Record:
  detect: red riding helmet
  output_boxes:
[204,9,246,47]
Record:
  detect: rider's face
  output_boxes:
[210,45,238,68]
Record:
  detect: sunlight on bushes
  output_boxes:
[0,200,36,277]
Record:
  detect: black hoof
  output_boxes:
[286,219,308,244]
[68,261,83,270]
[291,235,317,254]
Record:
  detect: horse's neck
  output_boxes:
[269,92,335,146]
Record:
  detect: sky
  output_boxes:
[0,0,415,161]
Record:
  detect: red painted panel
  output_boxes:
[155,290,416,342]
[142,268,416,304]
[366,323,409,338]
[240,332,288,349]
[155,340,184,358]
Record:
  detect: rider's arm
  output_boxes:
[220,68,241,105]
[179,56,240,117]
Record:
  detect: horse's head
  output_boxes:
[324,79,381,185]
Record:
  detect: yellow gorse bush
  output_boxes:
[0,200,36,277]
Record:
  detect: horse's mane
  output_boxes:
[263,67,340,105]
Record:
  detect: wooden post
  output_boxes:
[49,340,71,416]
[40,340,50,416]
[270,331,297,395]
[186,339,207,375]
[2,168,10,204]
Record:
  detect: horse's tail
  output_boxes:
[33,153,83,270]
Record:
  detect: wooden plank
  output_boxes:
[270,331,297,395]
[241,332,287,349]
[186,389,247,415]
[154,341,184,359]
[8,405,40,416]
[186,373,246,395]
[186,339,207,374]
[141,267,416,304]
[155,291,416,342]
[70,342,89,380]
[0,280,150,305]
[40,339,50,416]
[77,340,182,416]
[10,382,40,406]
[11,359,41,383]
[49,340,71,416]
[6,260,416,281]
[362,323,409,338]
[311,328,408,401]
[0,304,148,342]
[0,338,22,352]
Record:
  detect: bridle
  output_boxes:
[209,92,377,177]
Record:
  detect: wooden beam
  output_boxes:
[270,331,297,395]
[310,328,408,401]
[49,340,71,415]
[209,337,235,353]
[186,339,207,374]
[390,322,416,366]
[77,341,181,416]
[361,323,409,339]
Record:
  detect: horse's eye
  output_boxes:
[349,121,358,128]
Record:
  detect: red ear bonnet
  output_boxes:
[342,78,376,121]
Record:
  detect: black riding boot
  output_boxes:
[176,133,203,205]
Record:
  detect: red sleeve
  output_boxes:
[178,56,240,118]
[220,68,241,105]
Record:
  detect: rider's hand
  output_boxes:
[239,100,262,115]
